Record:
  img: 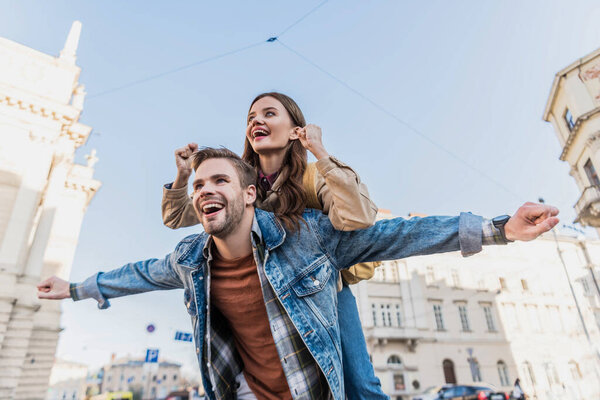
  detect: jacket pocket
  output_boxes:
[291,258,337,326]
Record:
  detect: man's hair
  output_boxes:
[191,147,257,189]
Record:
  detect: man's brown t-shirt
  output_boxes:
[210,248,292,399]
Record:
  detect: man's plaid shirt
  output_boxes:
[201,221,332,400]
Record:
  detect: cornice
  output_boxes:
[560,106,600,161]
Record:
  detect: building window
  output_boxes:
[544,362,560,386]
[443,359,457,384]
[387,355,402,365]
[433,304,445,330]
[497,360,510,386]
[523,361,536,386]
[499,277,507,290]
[395,304,403,327]
[451,269,461,288]
[581,276,592,295]
[393,373,406,391]
[470,358,482,382]
[565,108,575,131]
[372,303,378,326]
[521,279,529,291]
[584,159,600,186]
[426,266,435,285]
[483,305,496,331]
[458,305,470,331]
[381,304,392,327]
[173,374,177,381]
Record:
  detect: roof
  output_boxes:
[543,46,600,121]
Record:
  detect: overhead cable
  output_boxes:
[275,38,524,202]
[87,40,266,100]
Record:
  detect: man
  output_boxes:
[38,148,558,400]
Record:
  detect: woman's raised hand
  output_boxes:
[298,124,329,160]
[173,143,198,189]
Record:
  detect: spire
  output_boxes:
[59,21,82,64]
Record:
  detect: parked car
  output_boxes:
[165,390,190,400]
[412,384,509,400]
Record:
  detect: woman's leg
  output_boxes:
[337,283,389,400]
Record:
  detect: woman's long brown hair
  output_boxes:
[242,92,308,231]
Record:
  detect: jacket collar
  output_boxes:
[177,208,286,267]
[254,208,286,251]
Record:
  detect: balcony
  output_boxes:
[575,185,600,226]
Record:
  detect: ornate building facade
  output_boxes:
[0,22,100,399]
[544,47,600,231]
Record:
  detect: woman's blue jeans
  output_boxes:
[337,283,389,399]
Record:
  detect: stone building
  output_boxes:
[0,22,100,399]
[45,359,89,400]
[101,356,182,400]
[352,212,600,400]
[544,46,600,232]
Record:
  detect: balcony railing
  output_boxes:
[574,185,600,226]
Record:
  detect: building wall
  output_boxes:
[353,214,600,400]
[101,358,182,400]
[0,22,100,399]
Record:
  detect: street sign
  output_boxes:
[146,324,156,333]
[145,348,159,363]
[174,331,193,342]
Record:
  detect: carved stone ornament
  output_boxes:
[585,131,600,152]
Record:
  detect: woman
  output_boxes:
[162,92,387,399]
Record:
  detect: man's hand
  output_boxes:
[297,124,329,160]
[37,276,70,300]
[172,143,198,189]
[505,202,560,241]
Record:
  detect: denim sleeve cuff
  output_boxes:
[459,212,483,257]
[482,218,508,245]
[72,272,111,310]
[163,183,190,200]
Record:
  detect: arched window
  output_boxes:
[497,360,510,386]
[387,355,402,365]
[443,359,457,384]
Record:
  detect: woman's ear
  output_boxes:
[289,126,302,140]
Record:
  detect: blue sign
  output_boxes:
[174,331,193,342]
[145,348,159,363]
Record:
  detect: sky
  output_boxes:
[3,0,600,378]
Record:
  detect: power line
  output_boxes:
[87,40,266,100]
[275,38,525,203]
[276,0,330,38]
[86,1,330,100]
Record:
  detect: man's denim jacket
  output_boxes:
[73,208,487,400]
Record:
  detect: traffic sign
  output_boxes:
[145,348,159,363]
[174,331,193,342]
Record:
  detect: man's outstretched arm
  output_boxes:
[37,252,184,309]
[316,202,559,269]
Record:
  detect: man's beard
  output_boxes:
[201,196,245,238]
